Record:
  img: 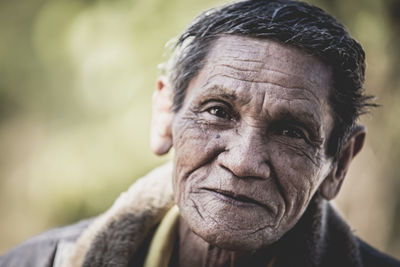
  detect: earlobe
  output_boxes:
[320,125,366,200]
[150,76,174,155]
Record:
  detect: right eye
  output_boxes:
[206,106,231,120]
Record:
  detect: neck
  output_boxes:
[173,217,277,267]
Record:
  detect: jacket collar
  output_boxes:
[62,162,174,267]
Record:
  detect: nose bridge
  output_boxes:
[238,125,265,157]
[219,124,270,179]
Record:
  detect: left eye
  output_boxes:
[279,126,306,139]
[207,106,231,120]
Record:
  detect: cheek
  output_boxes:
[171,118,224,202]
[269,143,324,212]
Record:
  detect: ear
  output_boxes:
[320,125,366,200]
[150,76,173,155]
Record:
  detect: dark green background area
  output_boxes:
[0,0,399,258]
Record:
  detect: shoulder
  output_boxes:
[0,218,93,267]
[357,238,400,267]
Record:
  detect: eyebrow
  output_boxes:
[198,84,251,105]
[201,67,323,106]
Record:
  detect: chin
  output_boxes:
[199,227,282,251]
[178,193,288,251]
[185,213,282,252]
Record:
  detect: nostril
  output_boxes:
[217,149,272,180]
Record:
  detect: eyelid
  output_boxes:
[274,121,311,140]
[279,121,324,148]
[199,99,238,119]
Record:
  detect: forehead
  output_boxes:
[202,35,332,99]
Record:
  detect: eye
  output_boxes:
[277,125,307,140]
[207,106,231,120]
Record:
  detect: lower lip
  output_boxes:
[205,189,259,208]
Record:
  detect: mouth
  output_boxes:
[202,188,263,207]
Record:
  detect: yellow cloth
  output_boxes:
[143,205,276,267]
[143,205,180,267]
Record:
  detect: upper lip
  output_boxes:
[202,187,264,207]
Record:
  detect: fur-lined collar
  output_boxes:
[62,162,174,267]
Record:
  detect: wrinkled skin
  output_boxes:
[171,35,336,251]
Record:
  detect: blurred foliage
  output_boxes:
[0,0,399,258]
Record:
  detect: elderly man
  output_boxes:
[1,0,399,266]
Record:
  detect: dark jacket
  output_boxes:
[1,163,399,267]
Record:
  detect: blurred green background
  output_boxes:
[0,0,399,258]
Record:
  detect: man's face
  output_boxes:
[171,35,335,251]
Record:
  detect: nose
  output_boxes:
[217,127,271,179]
